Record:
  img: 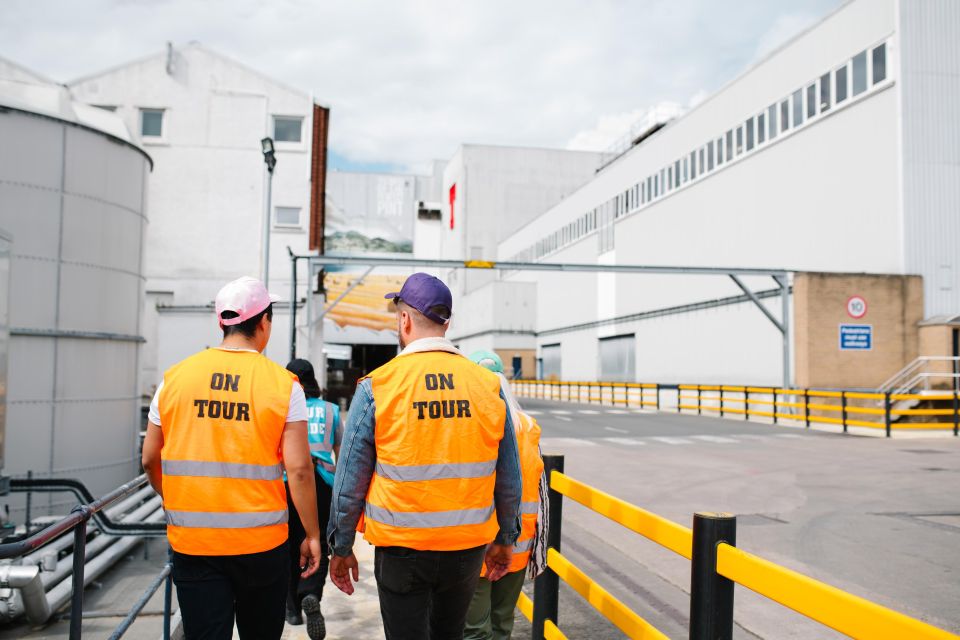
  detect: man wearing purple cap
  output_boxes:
[141,277,323,640]
[327,273,522,640]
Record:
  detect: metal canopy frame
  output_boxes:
[289,253,793,388]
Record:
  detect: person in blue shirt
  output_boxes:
[285,359,343,640]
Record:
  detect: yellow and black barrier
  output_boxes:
[511,379,960,437]
[518,455,958,639]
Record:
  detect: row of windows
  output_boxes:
[512,40,890,262]
[94,105,305,144]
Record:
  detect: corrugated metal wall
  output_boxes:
[899,0,960,317]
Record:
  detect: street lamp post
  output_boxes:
[260,137,277,286]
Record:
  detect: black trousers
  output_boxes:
[286,471,332,607]
[374,544,486,640]
[172,542,289,640]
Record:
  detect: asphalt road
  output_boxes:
[509,397,960,640]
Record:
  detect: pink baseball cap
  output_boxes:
[215,277,282,326]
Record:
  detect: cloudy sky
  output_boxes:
[4,0,841,172]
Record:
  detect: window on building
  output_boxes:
[707,140,715,170]
[757,113,766,145]
[872,43,886,84]
[780,99,790,133]
[275,206,301,227]
[140,108,164,138]
[690,151,697,179]
[698,147,705,173]
[768,104,778,140]
[836,65,849,104]
[852,51,867,96]
[792,90,803,127]
[820,73,831,112]
[659,169,665,195]
[725,130,733,160]
[674,160,681,188]
[273,116,303,143]
[646,176,652,200]
[736,126,743,156]
[745,117,755,151]
[666,166,673,192]
[717,137,724,166]
[599,334,636,382]
[541,343,561,379]
[806,84,817,119]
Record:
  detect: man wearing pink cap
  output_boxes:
[142,276,323,640]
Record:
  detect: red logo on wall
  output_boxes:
[449,184,456,230]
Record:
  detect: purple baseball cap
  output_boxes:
[385,273,452,325]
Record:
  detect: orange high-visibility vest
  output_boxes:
[483,410,543,576]
[360,351,507,551]
[159,348,296,556]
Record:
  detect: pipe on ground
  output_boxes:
[0,565,51,624]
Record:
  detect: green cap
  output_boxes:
[469,349,503,373]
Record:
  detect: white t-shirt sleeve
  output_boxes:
[148,381,164,426]
[149,379,308,425]
[287,382,308,423]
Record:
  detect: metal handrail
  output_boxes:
[0,474,164,639]
[108,557,172,640]
[9,477,166,537]
[879,356,960,394]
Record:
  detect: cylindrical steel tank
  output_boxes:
[0,86,152,515]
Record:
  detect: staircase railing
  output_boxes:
[878,357,960,395]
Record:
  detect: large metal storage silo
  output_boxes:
[0,86,151,516]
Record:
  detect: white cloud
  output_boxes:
[1,0,842,169]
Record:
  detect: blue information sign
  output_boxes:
[839,324,872,350]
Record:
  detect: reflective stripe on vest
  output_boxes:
[520,500,538,514]
[158,348,294,556]
[162,460,283,481]
[513,537,534,553]
[365,503,495,529]
[374,459,496,482]
[165,509,288,529]
[361,351,506,551]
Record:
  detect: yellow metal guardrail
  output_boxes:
[520,463,958,639]
[511,379,960,437]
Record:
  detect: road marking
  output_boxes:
[604,426,628,434]
[525,410,543,416]
[541,437,597,447]
[606,409,628,414]
[578,410,600,415]
[650,437,693,445]
[774,433,803,438]
[550,410,572,415]
[555,416,572,422]
[730,433,772,440]
[603,437,647,446]
[691,435,738,444]
[633,409,657,414]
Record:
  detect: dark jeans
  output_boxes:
[286,471,332,608]
[172,542,289,640]
[374,544,486,640]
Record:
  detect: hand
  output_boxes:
[484,544,513,582]
[330,552,360,595]
[299,537,322,578]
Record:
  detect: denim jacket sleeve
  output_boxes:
[493,390,522,546]
[327,378,377,557]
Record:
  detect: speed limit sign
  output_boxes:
[847,296,867,319]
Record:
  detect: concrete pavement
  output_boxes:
[517,397,960,639]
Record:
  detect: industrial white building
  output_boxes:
[0,60,152,500]
[453,0,960,386]
[68,43,326,401]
